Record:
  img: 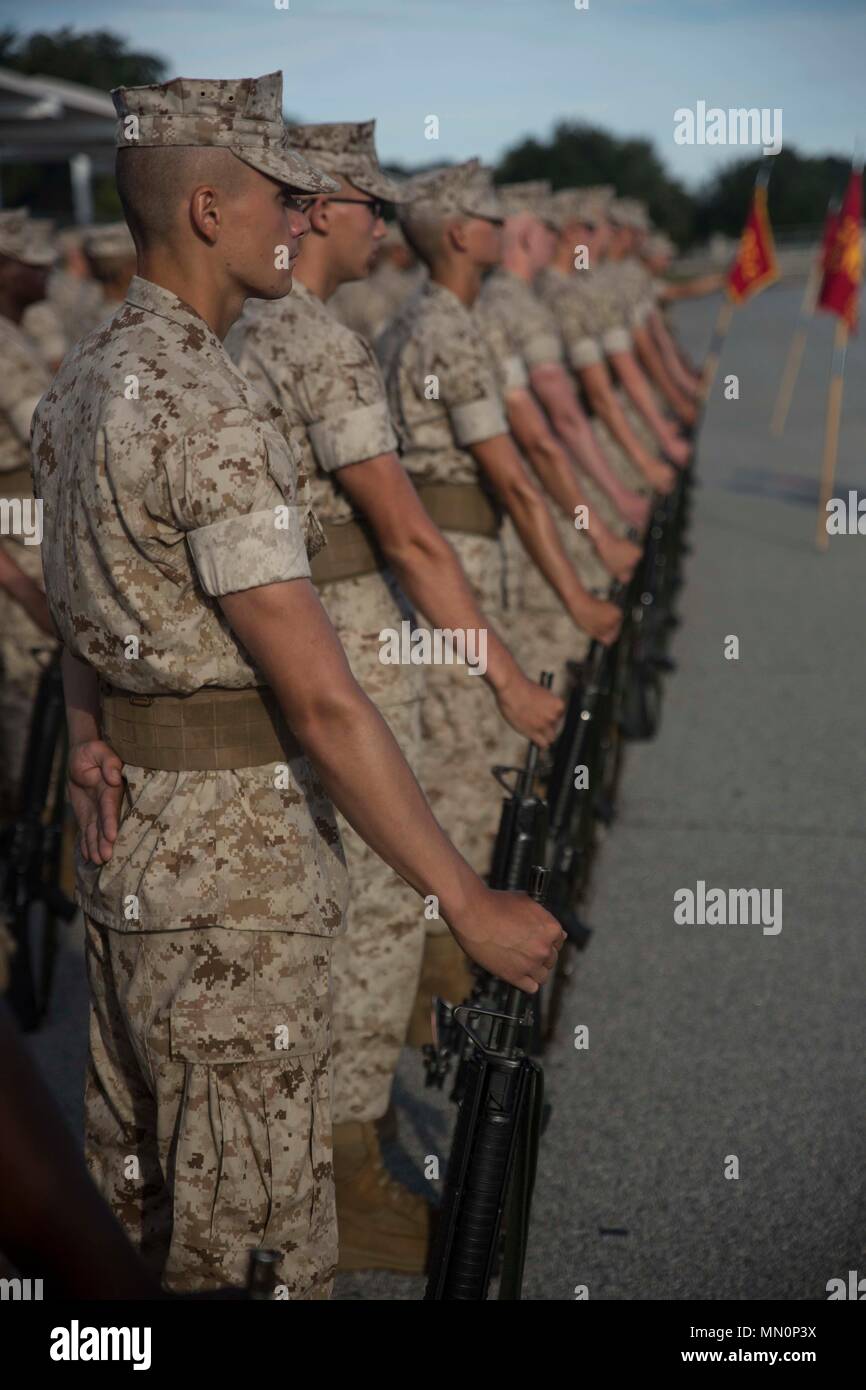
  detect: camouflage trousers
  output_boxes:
[418,531,509,931]
[320,571,426,1125]
[84,916,336,1297]
[0,540,57,812]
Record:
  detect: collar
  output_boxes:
[124,276,224,349]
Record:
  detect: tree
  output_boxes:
[693,148,853,242]
[0,28,166,219]
[0,27,166,89]
[495,121,696,246]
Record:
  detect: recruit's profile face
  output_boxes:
[332,180,388,280]
[464,215,502,268]
[0,256,50,308]
[525,215,557,273]
[226,167,310,300]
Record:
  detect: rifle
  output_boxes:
[424,863,549,1300]
[423,674,556,1092]
[1,648,76,1031]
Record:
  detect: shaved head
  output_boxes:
[399,210,451,268]
[116,145,250,249]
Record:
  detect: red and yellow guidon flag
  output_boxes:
[726,184,779,303]
[818,168,862,330]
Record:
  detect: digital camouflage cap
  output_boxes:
[495,180,551,218]
[83,221,137,262]
[400,158,503,225]
[0,209,56,267]
[284,120,405,202]
[112,70,339,194]
[608,197,650,231]
[545,185,614,232]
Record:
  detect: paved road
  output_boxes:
[25,284,866,1301]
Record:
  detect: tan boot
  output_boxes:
[334,1121,432,1274]
[405,934,474,1048]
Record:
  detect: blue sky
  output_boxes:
[4,0,864,188]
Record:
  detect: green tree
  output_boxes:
[693,148,852,242]
[0,28,166,219]
[495,121,696,246]
[0,27,165,89]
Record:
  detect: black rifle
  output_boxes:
[424,863,549,1300]
[1,648,76,1031]
[423,675,557,1090]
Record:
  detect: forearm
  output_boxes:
[383,529,526,698]
[495,479,595,629]
[0,569,56,637]
[61,647,102,745]
[651,313,701,392]
[584,371,658,476]
[533,372,637,511]
[290,685,482,926]
[632,328,695,415]
[609,350,676,444]
[219,583,484,928]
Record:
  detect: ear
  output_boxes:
[189,184,222,245]
[445,217,469,252]
[306,197,332,235]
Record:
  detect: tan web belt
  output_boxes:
[415,481,501,538]
[309,517,382,586]
[99,683,301,771]
[308,481,501,586]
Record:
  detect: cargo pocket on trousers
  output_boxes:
[169,1003,330,1277]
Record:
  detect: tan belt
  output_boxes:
[416,481,501,538]
[99,684,301,772]
[1,465,33,499]
[309,517,382,586]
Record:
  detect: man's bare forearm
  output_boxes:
[381,525,525,698]
[218,581,484,929]
[609,350,677,444]
[61,648,102,746]
[531,367,637,512]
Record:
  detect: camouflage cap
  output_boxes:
[400,158,503,223]
[284,120,404,202]
[83,221,137,262]
[608,197,650,231]
[0,209,57,267]
[545,186,613,232]
[495,180,552,217]
[644,232,676,260]
[112,71,339,194]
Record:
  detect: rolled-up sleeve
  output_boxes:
[146,407,312,597]
[602,325,632,354]
[522,330,563,369]
[308,399,397,472]
[450,396,508,445]
[567,336,604,370]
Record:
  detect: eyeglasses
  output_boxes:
[281,193,317,216]
[323,197,386,220]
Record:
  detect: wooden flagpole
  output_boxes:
[815,319,849,550]
[769,202,835,436]
[699,297,734,402]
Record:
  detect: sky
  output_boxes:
[3,0,864,189]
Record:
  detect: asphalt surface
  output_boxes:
[24,284,866,1301]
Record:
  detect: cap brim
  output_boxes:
[460,197,504,223]
[348,167,407,203]
[233,138,340,194]
[16,250,56,268]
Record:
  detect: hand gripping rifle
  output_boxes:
[422,674,555,1091]
[424,864,549,1300]
[0,647,76,1031]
